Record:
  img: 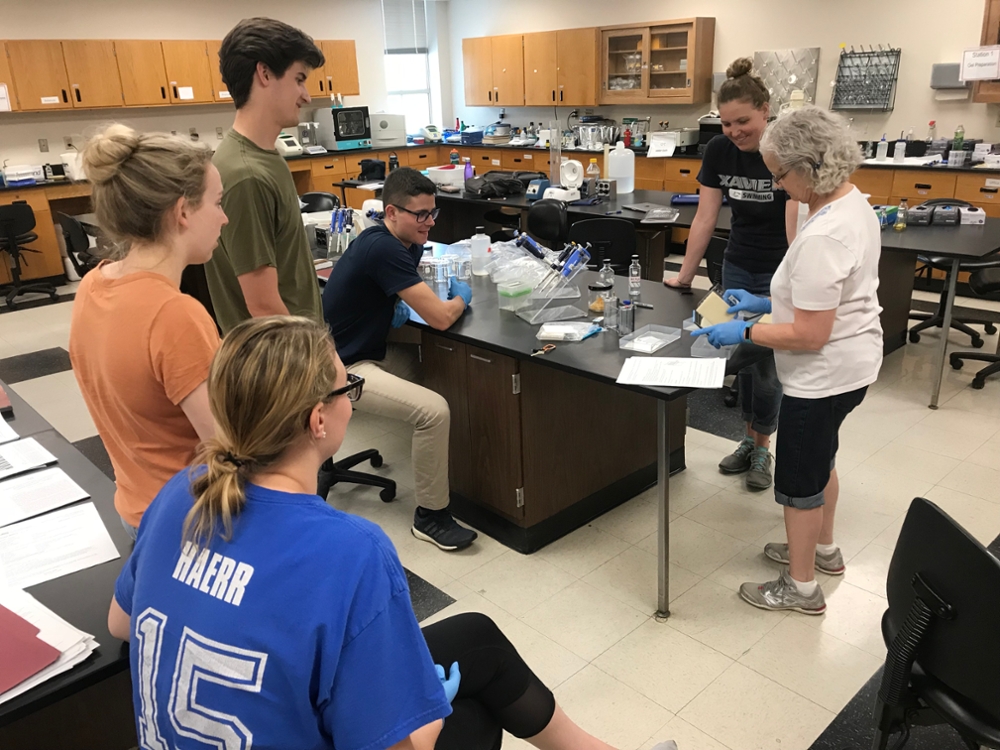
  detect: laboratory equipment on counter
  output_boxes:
[595,179,617,201]
[894,198,908,231]
[953,124,965,153]
[426,164,465,190]
[604,292,620,331]
[588,282,614,313]
[470,226,490,276]
[619,324,681,354]
[932,205,959,225]
[388,153,399,172]
[498,280,534,311]
[3,165,45,186]
[628,255,641,301]
[586,158,601,180]
[542,185,581,202]
[698,114,723,146]
[907,204,933,225]
[893,138,906,163]
[297,122,325,154]
[372,114,407,149]
[617,300,635,336]
[927,121,936,141]
[598,259,615,287]
[316,106,372,151]
[61,152,85,181]
[876,136,889,161]
[535,242,592,296]
[421,125,443,143]
[560,159,584,189]
[960,206,986,225]
[525,178,550,200]
[276,131,304,156]
[608,142,635,194]
[326,207,358,258]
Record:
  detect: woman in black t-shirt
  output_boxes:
[665,57,799,491]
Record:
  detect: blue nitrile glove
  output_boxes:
[391,299,411,328]
[435,662,461,703]
[723,289,772,316]
[691,319,750,348]
[449,277,472,307]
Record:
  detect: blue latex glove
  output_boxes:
[435,662,461,704]
[449,277,472,307]
[723,289,772,316]
[391,299,411,328]
[691,319,750,348]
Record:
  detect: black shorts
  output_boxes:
[774,386,868,509]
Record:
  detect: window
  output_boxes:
[381,0,432,133]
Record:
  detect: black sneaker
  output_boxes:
[412,508,478,551]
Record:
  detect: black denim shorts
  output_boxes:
[774,386,868,509]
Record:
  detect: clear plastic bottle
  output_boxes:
[954,124,965,152]
[470,226,490,276]
[927,120,937,142]
[628,255,641,301]
[587,158,601,180]
[894,198,908,232]
[598,259,615,287]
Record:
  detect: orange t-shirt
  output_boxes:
[69,264,220,527]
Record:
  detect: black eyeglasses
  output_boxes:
[327,373,364,402]
[391,205,440,224]
[771,167,791,184]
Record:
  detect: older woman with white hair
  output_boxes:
[693,105,883,614]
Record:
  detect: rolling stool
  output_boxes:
[317,450,397,503]
[0,201,60,310]
[949,266,1000,389]
[484,207,520,243]
[300,192,340,213]
[526,199,569,248]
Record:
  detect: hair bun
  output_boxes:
[82,124,140,185]
[726,57,754,80]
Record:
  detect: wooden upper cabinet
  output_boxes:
[6,40,71,110]
[205,40,231,103]
[491,34,524,106]
[306,58,327,99]
[161,41,213,103]
[115,41,169,106]
[322,40,360,97]
[0,43,19,111]
[557,28,599,106]
[62,40,123,108]
[523,32,558,106]
[974,0,1000,102]
[463,36,494,106]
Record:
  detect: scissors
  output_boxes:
[531,344,556,357]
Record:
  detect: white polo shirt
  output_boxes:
[769,186,883,398]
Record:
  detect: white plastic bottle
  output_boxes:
[470,226,490,276]
[628,254,641,301]
[586,158,601,180]
[607,142,635,194]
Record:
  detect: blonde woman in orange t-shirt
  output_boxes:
[70,124,227,538]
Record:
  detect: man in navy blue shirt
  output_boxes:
[323,168,476,551]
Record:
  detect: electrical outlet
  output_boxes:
[216,126,224,140]
[38,138,49,153]
[189,127,199,142]
[63,136,74,150]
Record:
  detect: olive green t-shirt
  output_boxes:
[205,129,323,334]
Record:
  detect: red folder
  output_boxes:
[0,604,61,694]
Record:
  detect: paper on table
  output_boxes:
[0,503,119,589]
[647,131,677,158]
[0,468,90,528]
[617,356,726,388]
[0,419,17,444]
[0,438,58,481]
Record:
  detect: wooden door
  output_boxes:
[0,43,20,111]
[557,28,599,106]
[889,169,957,202]
[465,345,523,521]
[62,40,123,108]
[974,0,1000,102]
[647,22,693,101]
[421,333,474,499]
[161,41,213,103]
[205,41,230,103]
[323,40,360,97]
[306,62,327,99]
[115,40,170,106]
[634,156,666,191]
[523,32,557,106]
[491,34,524,106]
[462,37,493,106]
[850,167,894,205]
[6,40,71,110]
[600,27,647,104]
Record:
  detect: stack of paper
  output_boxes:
[0,438,57,481]
[0,420,17,445]
[617,357,726,388]
[0,587,99,705]
[0,468,90,528]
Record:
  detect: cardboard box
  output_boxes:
[960,206,986,225]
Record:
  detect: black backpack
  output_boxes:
[464,171,526,198]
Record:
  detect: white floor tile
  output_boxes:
[861,441,960,485]
[967,440,1000,473]
[937,460,1000,504]
[923,485,1000,546]
[890,422,988,461]
[664,471,727,515]
[836,463,934,517]
[590,490,661,545]
[659,516,746,577]
[827,491,900,563]
[583,546,701,613]
[840,543,893,598]
[683,489,784,544]
[640,715,733,750]
[10,371,97,442]
[681,446,743,490]
[535,523,632,578]
[796,579,888,659]
[459,550,576,618]
[917,407,1000,443]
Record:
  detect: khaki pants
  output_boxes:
[347,343,450,511]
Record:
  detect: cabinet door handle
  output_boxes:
[325,164,335,170]
[981,187,998,194]
[61,89,68,103]
[173,85,179,99]
[552,90,555,101]
[161,86,166,100]
[488,90,492,102]
[74,88,81,103]
[435,343,455,352]
[469,354,492,363]
[319,79,324,92]
[680,169,691,175]
[915,183,932,190]
[559,90,563,102]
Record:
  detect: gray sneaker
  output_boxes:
[745,447,773,491]
[739,569,827,615]
[764,542,846,575]
[719,437,755,474]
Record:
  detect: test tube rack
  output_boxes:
[830,45,901,112]
[513,242,592,325]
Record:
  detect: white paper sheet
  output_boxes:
[0,468,90,528]
[177,86,195,100]
[0,419,17,444]
[617,356,726,388]
[0,84,11,113]
[646,131,677,158]
[0,438,58,481]
[0,503,119,589]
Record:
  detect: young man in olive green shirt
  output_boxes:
[206,18,325,334]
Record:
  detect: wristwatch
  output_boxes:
[743,321,756,342]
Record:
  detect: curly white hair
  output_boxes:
[760,106,863,195]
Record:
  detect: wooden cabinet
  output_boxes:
[421,334,474,499]
[1,42,21,111]
[600,18,714,105]
[635,156,666,191]
[205,41,230,103]
[850,167,894,205]
[0,190,67,283]
[161,41,213,104]
[407,146,438,169]
[115,40,170,106]
[974,0,1000,102]
[6,40,71,110]
[463,36,495,106]
[321,40,360,97]
[490,35,524,106]
[62,41,123,108]
[955,171,1000,205]
[662,157,701,193]
[501,150,542,171]
[523,28,599,107]
[523,32,558,106]
[889,169,957,203]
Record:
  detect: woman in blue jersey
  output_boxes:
[665,57,800,492]
[108,316,666,750]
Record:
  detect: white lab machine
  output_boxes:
[541,159,584,202]
[421,125,443,143]
[372,113,408,149]
[275,131,304,157]
[3,165,45,186]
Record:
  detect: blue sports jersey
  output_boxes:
[115,469,451,750]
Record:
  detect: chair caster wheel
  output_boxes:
[972,337,985,349]
[370,454,383,468]
[985,323,998,336]
[909,331,921,343]
[723,394,738,408]
[972,377,986,390]
[380,486,396,502]
[951,357,964,370]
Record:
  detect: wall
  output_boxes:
[447,0,1000,143]
[0,0,388,165]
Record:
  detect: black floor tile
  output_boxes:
[0,347,73,384]
[687,387,745,442]
[406,568,455,623]
[72,435,115,482]
[0,292,75,315]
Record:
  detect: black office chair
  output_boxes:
[300,191,340,213]
[55,212,102,278]
[485,208,521,244]
[0,202,60,310]
[317,449,396,503]
[950,266,1000,389]
[908,198,997,349]
[526,199,569,248]
[871,496,1000,750]
[568,217,637,275]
